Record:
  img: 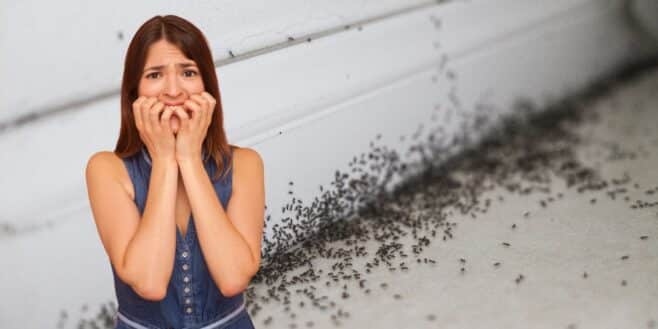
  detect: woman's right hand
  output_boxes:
[132,96,177,163]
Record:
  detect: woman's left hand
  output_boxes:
[172,91,216,163]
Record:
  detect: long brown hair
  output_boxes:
[114,15,234,182]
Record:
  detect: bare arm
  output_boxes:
[86,152,178,301]
[177,148,264,297]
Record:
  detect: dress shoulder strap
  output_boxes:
[120,152,148,213]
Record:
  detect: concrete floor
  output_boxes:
[244,66,658,329]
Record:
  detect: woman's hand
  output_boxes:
[132,96,177,163]
[171,91,216,163]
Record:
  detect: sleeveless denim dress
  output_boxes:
[112,146,255,329]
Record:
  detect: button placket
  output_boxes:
[180,248,194,315]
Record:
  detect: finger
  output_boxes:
[161,107,174,123]
[184,99,202,125]
[190,94,208,117]
[134,95,146,106]
[148,101,165,132]
[173,107,191,131]
[141,97,158,130]
[190,94,208,112]
[205,102,212,125]
[160,107,174,133]
[174,105,191,120]
[200,91,216,107]
[143,97,158,113]
[200,92,216,123]
[190,94,209,126]
[132,96,146,131]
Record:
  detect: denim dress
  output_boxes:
[112,146,255,329]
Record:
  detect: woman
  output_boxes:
[85,15,263,329]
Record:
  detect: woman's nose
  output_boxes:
[164,75,182,97]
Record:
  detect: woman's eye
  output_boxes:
[145,71,196,79]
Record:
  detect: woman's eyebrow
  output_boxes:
[143,62,197,72]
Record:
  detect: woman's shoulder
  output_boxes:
[230,146,264,185]
[230,145,263,168]
[86,151,135,200]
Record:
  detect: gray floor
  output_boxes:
[245,66,658,329]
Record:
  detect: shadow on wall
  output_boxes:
[628,0,658,44]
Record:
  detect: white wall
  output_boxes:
[0,0,431,124]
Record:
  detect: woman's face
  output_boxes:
[138,39,205,134]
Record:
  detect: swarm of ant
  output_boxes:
[243,60,658,327]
